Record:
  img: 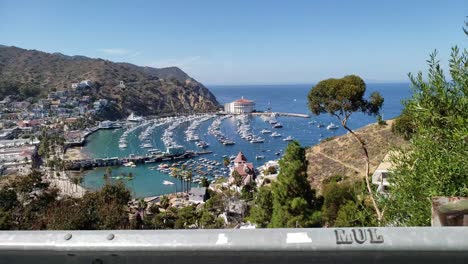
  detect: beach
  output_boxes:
[64,147,88,161]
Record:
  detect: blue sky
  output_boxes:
[1,0,466,85]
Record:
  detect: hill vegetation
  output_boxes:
[0,46,220,117]
[305,120,408,192]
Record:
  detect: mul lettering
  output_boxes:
[335,228,384,245]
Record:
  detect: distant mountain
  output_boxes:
[0,45,220,117]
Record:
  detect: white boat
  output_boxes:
[271,132,282,137]
[163,180,174,185]
[255,155,265,159]
[250,137,265,143]
[283,136,294,141]
[327,123,339,130]
[317,123,325,128]
[141,143,153,148]
[123,161,135,167]
[127,112,144,122]
[119,143,127,149]
[273,123,283,128]
[261,129,272,134]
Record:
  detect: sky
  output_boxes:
[1,0,467,85]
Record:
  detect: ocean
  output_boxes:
[81,83,412,198]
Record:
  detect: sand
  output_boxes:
[64,147,88,161]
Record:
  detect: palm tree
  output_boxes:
[186,170,193,192]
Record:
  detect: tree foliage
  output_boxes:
[247,186,273,227]
[385,47,468,226]
[269,141,322,227]
[321,178,376,227]
[307,75,385,223]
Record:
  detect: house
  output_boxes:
[229,152,256,187]
[371,152,395,193]
[0,127,20,140]
[188,187,207,204]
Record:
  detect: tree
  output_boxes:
[201,177,210,188]
[384,46,468,226]
[0,188,19,211]
[186,170,193,192]
[307,75,385,223]
[231,170,243,188]
[269,141,322,228]
[223,157,230,167]
[247,186,273,227]
[321,177,375,227]
[71,176,81,192]
[160,195,170,209]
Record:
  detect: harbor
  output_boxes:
[76,84,408,198]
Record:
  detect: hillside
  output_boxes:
[0,45,220,117]
[305,120,408,192]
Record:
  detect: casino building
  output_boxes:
[224,97,255,114]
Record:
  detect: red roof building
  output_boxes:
[230,152,256,187]
[224,96,255,114]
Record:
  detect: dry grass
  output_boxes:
[305,119,408,192]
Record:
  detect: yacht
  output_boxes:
[250,137,265,143]
[255,155,265,159]
[196,141,209,148]
[273,123,283,128]
[271,132,282,137]
[261,129,272,134]
[119,143,127,149]
[327,123,339,130]
[127,112,144,122]
[162,180,174,185]
[123,161,135,167]
[283,136,294,141]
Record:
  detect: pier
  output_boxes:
[251,112,310,118]
[65,151,213,170]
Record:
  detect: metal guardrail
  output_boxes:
[0,227,467,263]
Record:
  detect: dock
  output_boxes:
[65,150,212,171]
[251,112,310,118]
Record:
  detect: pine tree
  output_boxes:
[269,141,322,228]
[248,186,273,227]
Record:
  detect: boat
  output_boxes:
[308,120,317,124]
[275,152,281,155]
[271,132,282,137]
[163,180,174,185]
[283,136,294,141]
[326,123,339,130]
[261,129,272,134]
[127,112,144,122]
[118,143,127,149]
[273,123,283,128]
[141,143,153,148]
[222,140,235,145]
[196,141,209,148]
[255,155,265,159]
[317,123,324,128]
[123,161,135,167]
[250,137,265,143]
